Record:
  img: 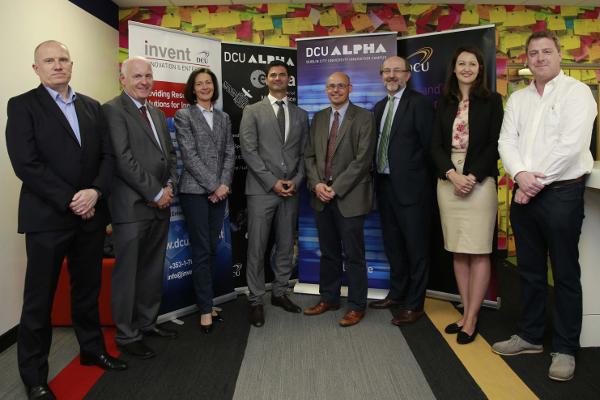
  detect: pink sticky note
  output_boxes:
[387,15,407,32]
[496,58,508,76]
[368,11,384,30]
[532,20,547,32]
[236,20,252,40]
[437,13,459,31]
[334,4,354,17]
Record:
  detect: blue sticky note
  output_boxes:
[565,18,574,30]
[273,17,283,29]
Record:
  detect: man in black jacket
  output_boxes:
[6,40,126,400]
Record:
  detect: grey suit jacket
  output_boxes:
[103,92,178,223]
[239,96,309,195]
[304,102,376,217]
[174,105,235,194]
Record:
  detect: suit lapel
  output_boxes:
[318,108,331,159]
[262,97,283,145]
[389,91,409,140]
[121,93,163,154]
[331,103,354,156]
[191,105,217,144]
[147,104,168,155]
[74,97,89,150]
[36,85,81,147]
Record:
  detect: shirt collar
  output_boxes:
[331,101,350,118]
[528,70,564,95]
[197,103,213,112]
[45,85,76,103]
[268,93,288,106]
[390,86,406,101]
[125,92,147,109]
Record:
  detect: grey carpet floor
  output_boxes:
[232,294,436,400]
[0,328,78,400]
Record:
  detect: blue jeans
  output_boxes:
[180,194,226,314]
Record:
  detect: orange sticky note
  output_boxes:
[179,7,192,23]
[589,45,600,62]
[328,25,347,35]
[496,78,508,97]
[387,15,407,32]
[351,14,372,32]
[477,5,491,21]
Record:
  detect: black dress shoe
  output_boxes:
[249,304,265,327]
[80,352,128,370]
[27,385,55,400]
[118,341,155,359]
[444,322,463,334]
[369,298,401,309]
[143,326,178,339]
[200,324,214,334]
[457,327,478,344]
[271,294,302,313]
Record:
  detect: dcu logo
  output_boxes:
[196,51,210,65]
[407,47,433,72]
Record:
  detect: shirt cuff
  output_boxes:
[153,188,164,202]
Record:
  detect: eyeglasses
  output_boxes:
[381,68,409,75]
[326,83,350,90]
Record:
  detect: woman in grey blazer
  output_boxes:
[175,68,235,333]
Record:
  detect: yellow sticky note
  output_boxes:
[119,8,137,21]
[496,78,508,97]
[351,14,372,32]
[264,34,289,47]
[581,70,596,82]
[569,69,582,80]
[589,45,600,62]
[119,48,129,64]
[282,18,301,35]
[253,15,274,31]
[410,5,434,16]
[560,6,579,17]
[504,11,535,27]
[502,33,524,50]
[268,4,288,16]
[192,8,209,26]
[297,17,315,32]
[460,10,479,25]
[547,15,567,31]
[221,11,241,28]
[329,25,347,36]
[573,20,589,36]
[320,9,339,27]
[397,5,412,15]
[489,6,506,24]
[161,12,181,28]
[560,34,580,51]
[251,32,262,44]
[354,4,367,14]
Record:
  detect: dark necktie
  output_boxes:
[325,111,340,182]
[276,100,286,142]
[139,105,152,128]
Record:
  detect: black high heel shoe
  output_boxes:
[444,322,463,334]
[212,309,224,323]
[200,323,214,334]
[457,326,478,344]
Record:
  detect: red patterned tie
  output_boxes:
[324,111,340,182]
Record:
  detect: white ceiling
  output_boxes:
[112,1,600,8]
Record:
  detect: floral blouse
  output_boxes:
[451,99,469,152]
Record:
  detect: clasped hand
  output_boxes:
[272,179,295,197]
[315,183,335,203]
[70,188,98,220]
[448,171,476,197]
[209,184,230,203]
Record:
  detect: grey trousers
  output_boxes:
[246,193,298,305]
[111,218,170,344]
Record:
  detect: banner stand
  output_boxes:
[294,285,500,309]
[157,292,238,325]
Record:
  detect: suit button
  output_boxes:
[161,158,165,161]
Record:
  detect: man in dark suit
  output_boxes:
[303,72,376,327]
[103,57,178,359]
[370,56,434,325]
[6,40,126,400]
[240,60,309,327]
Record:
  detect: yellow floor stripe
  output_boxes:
[424,298,539,400]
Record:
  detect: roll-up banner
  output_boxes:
[295,32,397,297]
[221,42,297,288]
[398,26,498,305]
[128,22,235,320]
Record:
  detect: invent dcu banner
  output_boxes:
[397,25,498,303]
[296,32,397,290]
[128,22,234,316]
[221,42,297,288]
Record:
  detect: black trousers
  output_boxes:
[18,227,106,386]
[376,175,431,311]
[511,181,585,355]
[315,200,367,311]
[180,193,226,315]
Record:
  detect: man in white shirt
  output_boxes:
[494,30,597,382]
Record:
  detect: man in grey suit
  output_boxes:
[303,72,376,327]
[240,60,309,327]
[103,57,178,358]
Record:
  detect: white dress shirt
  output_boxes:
[268,94,290,142]
[197,103,214,130]
[498,71,597,185]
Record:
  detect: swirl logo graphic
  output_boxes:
[406,47,433,72]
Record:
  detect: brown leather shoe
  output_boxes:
[304,302,341,315]
[369,298,401,309]
[338,310,365,327]
[391,309,424,325]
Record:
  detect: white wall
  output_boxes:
[0,0,119,336]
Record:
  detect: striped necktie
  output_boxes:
[377,95,395,173]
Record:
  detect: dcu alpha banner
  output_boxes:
[397,26,498,303]
[221,42,297,288]
[295,33,397,292]
[128,22,234,317]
